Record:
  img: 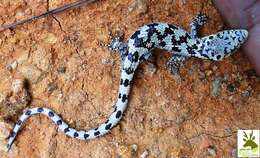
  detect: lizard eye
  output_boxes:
[127,53,133,61]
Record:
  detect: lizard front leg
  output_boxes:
[166,14,207,78]
[190,14,207,39]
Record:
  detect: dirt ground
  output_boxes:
[0,0,259,158]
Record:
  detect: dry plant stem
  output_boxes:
[0,0,97,32]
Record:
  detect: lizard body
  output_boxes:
[6,14,248,151]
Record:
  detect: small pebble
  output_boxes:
[6,64,13,71]
[15,10,24,19]
[207,146,216,157]
[212,65,218,71]
[211,76,223,97]
[101,58,114,65]
[118,144,132,157]
[199,71,206,80]
[57,67,66,73]
[44,33,58,44]
[206,70,213,76]
[241,90,250,97]
[47,83,57,92]
[131,144,138,152]
[25,8,32,15]
[140,150,149,158]
[6,61,18,71]
[11,79,24,94]
[155,91,161,97]
[128,0,148,14]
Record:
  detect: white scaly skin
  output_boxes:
[6,14,248,151]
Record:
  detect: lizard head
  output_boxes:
[199,29,248,61]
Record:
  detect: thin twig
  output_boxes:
[0,0,97,32]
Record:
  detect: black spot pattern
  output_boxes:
[187,47,193,54]
[227,41,231,45]
[157,34,166,41]
[84,133,89,139]
[17,120,22,125]
[25,110,31,115]
[139,55,146,61]
[124,67,134,75]
[147,27,157,39]
[64,127,70,133]
[115,110,122,119]
[113,106,117,112]
[201,54,209,59]
[37,107,44,113]
[172,46,181,52]
[164,27,175,35]
[147,23,159,28]
[122,94,128,103]
[73,132,79,138]
[171,36,179,45]
[130,30,140,40]
[10,131,16,137]
[56,120,62,125]
[105,123,112,130]
[132,51,139,62]
[94,131,100,136]
[48,111,54,117]
[133,38,143,47]
[217,33,222,38]
[123,79,130,87]
[128,53,133,61]
[224,47,228,54]
[179,35,188,43]
[160,41,166,47]
[191,44,198,50]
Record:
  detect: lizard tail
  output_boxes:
[6,69,134,151]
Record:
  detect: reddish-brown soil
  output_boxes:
[0,0,259,157]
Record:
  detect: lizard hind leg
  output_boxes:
[190,14,208,39]
[167,54,189,78]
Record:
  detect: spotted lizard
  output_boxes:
[6,14,248,151]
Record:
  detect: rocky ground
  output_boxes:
[0,0,259,157]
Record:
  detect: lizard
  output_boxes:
[6,14,248,151]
